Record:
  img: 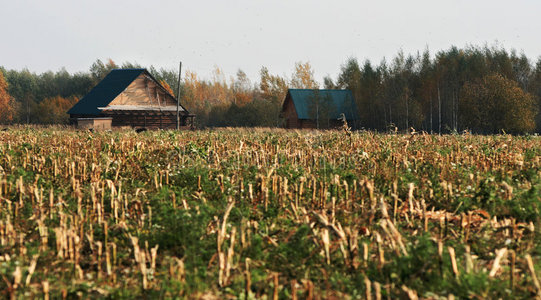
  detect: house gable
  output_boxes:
[67,69,187,115]
[282,92,301,128]
[109,73,178,107]
[67,69,145,115]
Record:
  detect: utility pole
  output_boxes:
[176,61,182,130]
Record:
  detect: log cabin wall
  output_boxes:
[102,112,193,130]
[300,120,316,129]
[74,118,112,130]
[283,97,301,128]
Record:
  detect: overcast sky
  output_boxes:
[1,0,540,83]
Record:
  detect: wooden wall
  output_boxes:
[71,113,193,130]
[110,73,178,107]
[76,118,112,130]
[104,112,193,130]
[283,97,300,128]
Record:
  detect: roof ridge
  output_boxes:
[111,68,146,71]
[289,88,350,91]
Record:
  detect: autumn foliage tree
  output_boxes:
[160,80,175,96]
[36,96,78,124]
[290,61,319,89]
[232,70,252,106]
[460,74,537,133]
[0,70,17,124]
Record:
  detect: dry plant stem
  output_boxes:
[291,279,297,300]
[25,255,39,285]
[448,247,459,277]
[422,200,428,232]
[245,258,251,299]
[306,280,314,300]
[365,277,372,300]
[273,273,279,300]
[465,245,473,273]
[510,250,516,291]
[401,285,418,300]
[218,199,235,287]
[489,248,507,277]
[526,254,541,296]
[42,281,49,300]
[374,281,381,300]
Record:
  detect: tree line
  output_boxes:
[1,45,540,133]
[324,46,539,134]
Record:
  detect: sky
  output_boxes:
[1,0,540,83]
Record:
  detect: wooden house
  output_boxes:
[281,89,359,129]
[68,69,194,130]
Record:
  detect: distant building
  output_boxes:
[281,89,359,129]
[68,69,194,130]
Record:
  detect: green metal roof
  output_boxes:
[286,89,359,120]
[67,69,145,115]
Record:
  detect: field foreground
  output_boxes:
[0,127,540,299]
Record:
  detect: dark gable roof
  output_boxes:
[285,89,359,120]
[68,69,145,115]
[68,68,186,115]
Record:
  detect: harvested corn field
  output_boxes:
[0,127,540,298]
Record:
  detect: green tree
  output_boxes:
[5,69,37,123]
[259,67,288,103]
[417,49,436,132]
[323,75,335,89]
[90,59,118,84]
[359,60,385,129]
[336,58,362,126]
[531,58,541,131]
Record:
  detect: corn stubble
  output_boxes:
[0,127,540,298]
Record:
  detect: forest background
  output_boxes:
[1,45,540,134]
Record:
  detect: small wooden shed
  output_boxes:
[68,69,194,130]
[281,89,359,129]
[75,117,113,130]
